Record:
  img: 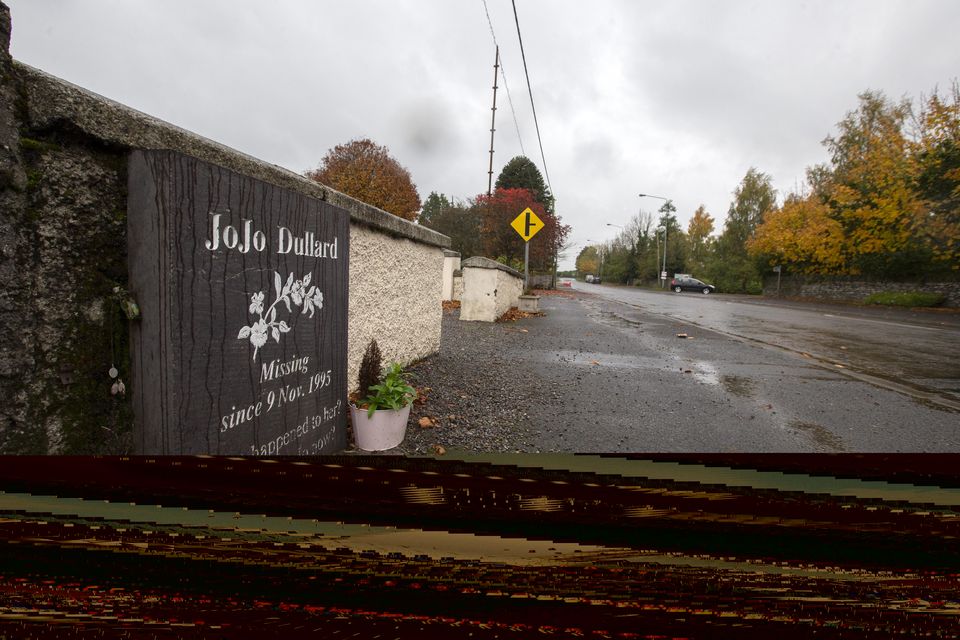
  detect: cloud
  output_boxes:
[6,0,959,269]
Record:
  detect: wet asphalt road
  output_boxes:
[399,286,959,454]
[532,283,960,452]
[574,282,960,407]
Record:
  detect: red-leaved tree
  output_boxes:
[473,188,570,272]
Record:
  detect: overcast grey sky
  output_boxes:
[7,0,959,268]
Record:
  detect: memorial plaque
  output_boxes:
[127,151,349,455]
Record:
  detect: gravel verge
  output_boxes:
[343,299,564,455]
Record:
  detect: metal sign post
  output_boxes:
[524,242,529,290]
[510,207,544,291]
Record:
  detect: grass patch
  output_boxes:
[864,291,946,307]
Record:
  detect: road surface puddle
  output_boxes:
[553,350,664,370]
[691,361,720,386]
[721,374,756,397]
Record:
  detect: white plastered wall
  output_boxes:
[442,253,461,301]
[460,266,523,322]
[347,224,443,392]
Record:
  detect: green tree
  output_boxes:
[708,168,776,293]
[656,200,687,278]
[418,191,451,228]
[494,156,553,213]
[419,199,482,258]
[724,168,777,249]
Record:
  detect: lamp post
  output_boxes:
[655,226,667,288]
[640,194,671,288]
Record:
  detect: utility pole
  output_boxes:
[487,46,499,197]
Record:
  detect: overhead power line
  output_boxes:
[510,0,552,197]
[481,0,526,158]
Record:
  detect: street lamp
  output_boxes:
[655,226,668,288]
[641,193,672,288]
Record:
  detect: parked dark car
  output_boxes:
[671,277,714,294]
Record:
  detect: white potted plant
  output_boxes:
[349,340,417,451]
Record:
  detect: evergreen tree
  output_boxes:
[708,168,776,293]
[418,191,451,228]
[495,156,553,213]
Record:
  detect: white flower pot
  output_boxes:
[350,403,410,451]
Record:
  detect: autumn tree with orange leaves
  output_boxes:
[686,205,714,274]
[747,193,846,274]
[305,138,421,221]
[750,85,960,277]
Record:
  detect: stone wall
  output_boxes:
[460,257,523,322]
[0,12,449,453]
[441,249,460,301]
[764,274,960,307]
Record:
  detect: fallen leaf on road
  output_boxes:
[676,333,689,339]
[683,369,692,374]
[418,417,434,428]
[590,360,601,365]
[432,444,446,455]
[835,364,845,368]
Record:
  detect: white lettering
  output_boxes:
[205,213,221,250]
[223,225,239,249]
[253,229,267,252]
[277,226,293,254]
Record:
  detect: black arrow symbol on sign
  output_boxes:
[524,212,540,236]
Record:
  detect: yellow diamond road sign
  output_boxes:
[510,207,544,242]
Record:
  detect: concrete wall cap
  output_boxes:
[15,60,450,250]
[443,249,461,257]
[461,256,523,279]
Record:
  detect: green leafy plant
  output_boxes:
[362,363,416,417]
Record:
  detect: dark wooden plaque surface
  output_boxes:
[128,151,349,454]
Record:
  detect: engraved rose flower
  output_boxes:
[238,271,323,361]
